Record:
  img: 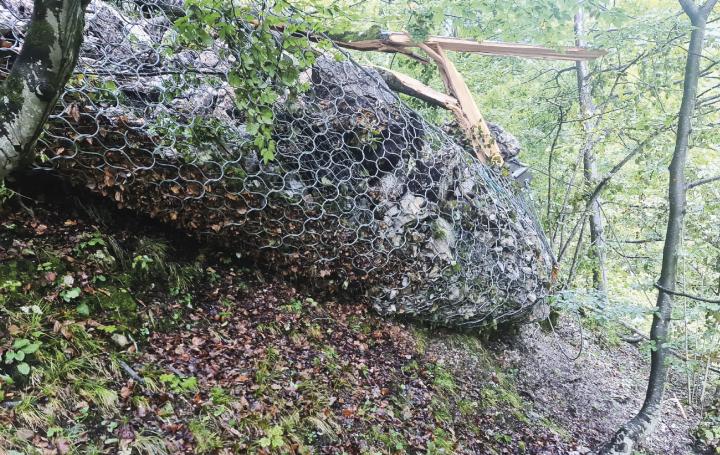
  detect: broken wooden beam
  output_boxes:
[337,31,606,62]
[336,31,605,164]
[372,66,459,110]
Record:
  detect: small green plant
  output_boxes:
[159,373,198,394]
[430,363,456,394]
[430,397,452,424]
[37,261,55,272]
[60,287,81,302]
[205,266,220,285]
[132,254,154,272]
[46,426,64,438]
[369,426,407,452]
[209,386,232,408]
[189,418,222,453]
[695,410,720,453]
[77,233,107,251]
[0,373,13,400]
[458,399,478,416]
[4,338,42,376]
[426,428,455,454]
[254,347,281,391]
[74,233,117,270]
[259,425,285,450]
[283,298,304,314]
[0,279,22,293]
[319,346,340,374]
[0,182,14,206]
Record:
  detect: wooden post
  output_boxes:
[428,44,503,164]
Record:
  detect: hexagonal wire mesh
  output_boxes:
[1,0,555,329]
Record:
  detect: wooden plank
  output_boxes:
[427,36,605,61]
[430,44,503,164]
[431,45,482,125]
[372,66,460,110]
[335,40,430,63]
[340,31,605,61]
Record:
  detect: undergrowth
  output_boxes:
[0,198,578,454]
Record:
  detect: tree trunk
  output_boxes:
[574,8,607,295]
[0,0,89,180]
[599,1,717,453]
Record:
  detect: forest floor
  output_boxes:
[501,318,701,454]
[0,186,706,454]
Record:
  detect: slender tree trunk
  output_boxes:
[599,1,717,453]
[0,0,89,180]
[574,8,607,295]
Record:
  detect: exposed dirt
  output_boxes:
[499,316,700,454]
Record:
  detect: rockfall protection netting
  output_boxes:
[1,0,555,329]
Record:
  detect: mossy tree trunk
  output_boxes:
[599,0,717,453]
[0,0,89,180]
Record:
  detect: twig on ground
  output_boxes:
[672,393,688,419]
[118,359,146,384]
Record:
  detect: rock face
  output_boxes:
[1,0,555,329]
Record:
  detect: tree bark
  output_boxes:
[574,8,607,295]
[599,1,717,453]
[0,0,89,180]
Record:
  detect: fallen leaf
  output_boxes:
[68,104,80,123]
[120,385,133,400]
[56,437,71,455]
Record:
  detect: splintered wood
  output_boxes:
[335,31,606,164]
[337,32,606,61]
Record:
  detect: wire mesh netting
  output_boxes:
[1,0,555,329]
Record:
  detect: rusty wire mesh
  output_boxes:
[1,0,555,328]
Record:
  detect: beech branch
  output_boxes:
[654,282,720,304]
[687,175,720,189]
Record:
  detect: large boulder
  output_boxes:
[2,0,555,329]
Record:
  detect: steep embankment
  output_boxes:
[0,188,702,454]
[500,318,700,454]
[0,190,575,454]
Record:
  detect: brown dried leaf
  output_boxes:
[68,104,81,123]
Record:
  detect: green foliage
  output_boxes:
[696,408,720,453]
[4,338,42,376]
[60,287,81,302]
[258,425,285,449]
[1,279,22,293]
[159,373,198,394]
[282,297,304,314]
[407,3,436,42]
[189,418,223,453]
[426,427,455,454]
[131,254,154,272]
[0,182,14,207]
[173,0,339,162]
[430,363,456,394]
